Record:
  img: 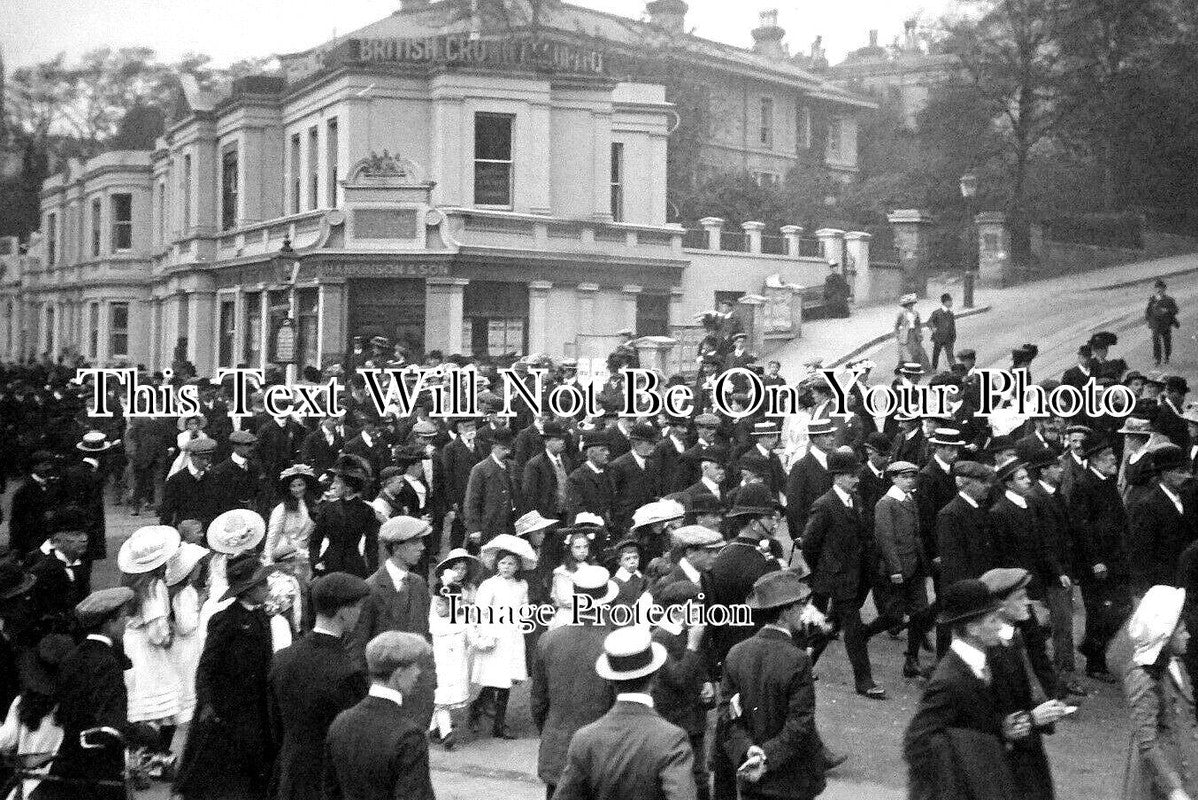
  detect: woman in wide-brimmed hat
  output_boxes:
[118,525,183,773]
[264,464,320,585]
[168,413,211,479]
[894,293,931,372]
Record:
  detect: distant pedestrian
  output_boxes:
[823,262,851,318]
[894,294,930,371]
[1145,278,1180,367]
[928,293,957,370]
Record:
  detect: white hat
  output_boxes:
[595,626,668,680]
[630,499,685,530]
[206,509,266,555]
[480,533,538,571]
[571,564,619,606]
[514,510,559,537]
[165,542,210,586]
[1129,585,1187,666]
[574,512,606,528]
[118,526,182,574]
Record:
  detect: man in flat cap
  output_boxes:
[208,428,266,519]
[652,524,724,597]
[464,425,520,548]
[324,632,435,800]
[159,437,219,529]
[270,573,371,800]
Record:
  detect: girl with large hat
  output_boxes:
[118,525,183,776]
[165,541,210,729]
[168,414,211,479]
[264,464,320,585]
[428,549,484,750]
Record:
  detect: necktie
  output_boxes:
[551,457,569,511]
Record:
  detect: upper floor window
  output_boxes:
[610,142,625,222]
[221,145,239,231]
[797,105,812,151]
[91,198,102,257]
[326,118,340,207]
[46,212,57,266]
[290,133,302,214]
[111,194,133,251]
[308,126,320,210]
[827,116,844,159]
[182,154,193,231]
[760,97,774,148]
[474,113,514,208]
[110,302,130,357]
[157,182,166,245]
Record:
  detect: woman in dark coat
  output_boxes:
[173,556,276,800]
[308,455,379,578]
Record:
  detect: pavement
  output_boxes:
[8,249,1198,798]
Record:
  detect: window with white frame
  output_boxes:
[109,302,130,357]
[307,126,319,209]
[290,133,302,214]
[221,145,239,231]
[111,194,133,251]
[610,142,625,222]
[326,118,339,207]
[474,113,514,207]
[760,97,774,148]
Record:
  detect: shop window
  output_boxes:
[610,142,625,222]
[110,302,129,357]
[221,145,239,231]
[474,113,514,207]
[298,288,320,370]
[218,299,236,368]
[464,280,528,357]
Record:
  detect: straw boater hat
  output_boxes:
[479,533,538,571]
[595,626,668,681]
[206,509,266,555]
[571,564,619,605]
[927,427,967,447]
[165,542,210,587]
[514,510,559,538]
[118,526,182,574]
[76,430,120,453]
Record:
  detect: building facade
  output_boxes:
[3,0,874,375]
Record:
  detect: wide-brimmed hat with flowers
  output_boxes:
[206,509,266,555]
[118,526,182,574]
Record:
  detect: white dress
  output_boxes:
[430,590,474,708]
[168,584,205,723]
[124,580,181,722]
[0,696,64,800]
[548,565,578,629]
[470,575,528,689]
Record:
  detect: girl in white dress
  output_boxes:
[265,465,319,586]
[469,534,537,740]
[548,529,595,628]
[428,548,482,750]
[165,542,210,728]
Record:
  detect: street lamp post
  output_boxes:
[958,173,978,309]
[273,239,302,385]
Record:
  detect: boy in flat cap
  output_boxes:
[159,437,219,529]
[208,428,265,519]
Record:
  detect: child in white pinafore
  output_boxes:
[165,542,211,727]
[428,548,482,750]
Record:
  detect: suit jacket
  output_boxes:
[443,437,484,510]
[891,429,926,466]
[555,701,696,800]
[159,468,220,530]
[463,456,518,539]
[608,452,662,533]
[61,461,106,559]
[7,477,56,556]
[653,436,692,498]
[650,627,709,735]
[28,550,84,623]
[681,479,724,512]
[269,632,368,800]
[928,307,957,344]
[1067,468,1129,581]
[706,539,779,673]
[916,459,957,561]
[857,464,890,534]
[784,450,831,540]
[531,623,615,785]
[1157,400,1193,452]
[1127,484,1197,595]
[989,495,1061,600]
[255,418,307,484]
[513,424,546,477]
[350,567,436,729]
[874,491,925,578]
[1027,484,1079,580]
[300,428,346,478]
[565,463,614,524]
[903,650,1008,800]
[323,694,435,800]
[207,457,266,518]
[801,489,867,601]
[717,627,825,800]
[342,434,391,489]
[125,416,172,468]
[937,495,996,587]
[522,451,574,519]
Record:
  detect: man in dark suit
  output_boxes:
[916,427,964,570]
[654,417,692,496]
[27,508,89,628]
[784,420,835,540]
[1061,344,1094,391]
[1158,376,1192,451]
[531,565,616,799]
[672,414,723,494]
[513,413,552,478]
[903,580,1017,800]
[722,332,756,372]
[1146,278,1181,366]
[609,422,664,535]
[208,429,266,518]
[7,450,58,557]
[342,414,391,492]
[565,430,614,525]
[444,418,485,550]
[989,459,1067,605]
[927,293,957,370]
[606,416,635,460]
[801,450,887,699]
[301,414,350,477]
[324,631,436,800]
[522,421,573,519]
[62,432,114,593]
[256,406,306,486]
[555,626,696,800]
[158,438,219,529]
[739,422,787,501]
[681,447,728,512]
[270,573,370,800]
[936,461,997,588]
[463,426,519,546]
[716,571,825,800]
[1127,444,1195,595]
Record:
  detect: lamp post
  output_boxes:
[958,173,978,309]
[273,239,301,384]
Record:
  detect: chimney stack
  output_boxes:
[646,0,688,34]
[751,9,787,60]
[869,29,878,48]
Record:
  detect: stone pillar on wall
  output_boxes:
[742,221,765,254]
[187,290,216,376]
[425,278,469,356]
[815,228,846,266]
[668,286,684,329]
[621,284,641,334]
[887,209,933,297]
[780,225,803,257]
[844,231,872,304]
[975,212,1011,288]
[736,295,767,355]
[528,280,552,355]
[577,283,600,334]
[699,218,724,251]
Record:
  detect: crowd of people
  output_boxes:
[0,279,1192,799]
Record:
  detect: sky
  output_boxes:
[1,0,954,71]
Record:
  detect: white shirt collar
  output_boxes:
[52,548,81,570]
[679,557,701,585]
[587,460,604,474]
[1160,483,1185,515]
[950,638,989,681]
[616,692,654,708]
[868,461,885,478]
[631,451,646,469]
[756,443,771,457]
[86,634,114,648]
[958,491,979,509]
[312,624,342,638]
[1004,490,1027,509]
[492,453,507,469]
[231,452,248,468]
[82,457,100,470]
[997,622,1016,643]
[614,566,642,582]
[884,484,909,502]
[933,454,953,474]
[1038,480,1056,495]
[360,431,374,448]
[809,446,827,469]
[670,435,686,453]
[832,484,854,508]
[384,559,409,592]
[187,462,204,478]
[701,476,721,498]
[368,684,404,707]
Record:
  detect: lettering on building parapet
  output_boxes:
[323,263,450,279]
[351,34,605,75]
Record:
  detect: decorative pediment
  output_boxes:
[346,150,426,185]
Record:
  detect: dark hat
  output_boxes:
[863,432,892,453]
[229,430,258,445]
[1077,344,1093,358]
[737,452,769,476]
[49,506,89,535]
[29,450,56,468]
[827,450,860,475]
[451,416,479,430]
[393,445,425,468]
[995,458,1027,484]
[986,435,1016,454]
[726,483,782,518]
[1153,444,1188,473]
[0,558,35,603]
[75,587,136,627]
[629,422,660,443]
[220,554,272,602]
[1089,331,1118,349]
[188,438,217,455]
[745,570,811,610]
[979,568,1032,600]
[957,348,977,361]
[1144,372,1167,388]
[613,537,642,554]
[311,572,371,611]
[331,453,373,489]
[1012,344,1039,362]
[1155,278,1167,289]
[1023,446,1059,470]
[1165,376,1190,395]
[1124,370,1146,385]
[938,579,1001,625]
[489,426,515,447]
[698,446,728,465]
[542,421,568,440]
[952,460,994,481]
[582,430,610,450]
[807,418,836,438]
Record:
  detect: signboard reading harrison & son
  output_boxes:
[341,34,606,75]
